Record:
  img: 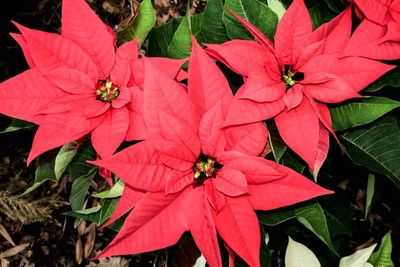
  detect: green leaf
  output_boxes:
[341,116,400,188]
[98,198,119,225]
[365,173,375,219]
[366,67,400,92]
[267,0,286,20]
[22,163,57,195]
[305,0,336,29]
[68,141,97,179]
[0,119,34,134]
[168,16,192,59]
[259,201,338,255]
[369,232,395,267]
[54,142,79,180]
[93,180,124,199]
[323,0,347,13]
[117,0,156,46]
[223,0,278,41]
[281,151,306,174]
[197,0,229,43]
[330,97,400,131]
[267,122,287,163]
[69,169,96,211]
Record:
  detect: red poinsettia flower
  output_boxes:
[206,0,394,176]
[0,0,183,164]
[91,38,332,267]
[344,0,400,59]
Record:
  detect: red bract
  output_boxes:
[91,38,332,267]
[206,0,394,176]
[344,0,400,59]
[0,0,183,164]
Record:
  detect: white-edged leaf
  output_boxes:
[339,244,377,267]
[285,237,321,267]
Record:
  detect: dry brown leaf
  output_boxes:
[84,223,96,258]
[0,243,30,258]
[0,223,15,246]
[75,238,83,265]
[1,258,8,267]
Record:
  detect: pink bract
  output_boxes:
[0,0,184,165]
[91,38,332,267]
[206,0,394,176]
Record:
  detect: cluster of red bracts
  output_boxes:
[0,0,397,266]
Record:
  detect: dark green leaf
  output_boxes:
[22,163,57,195]
[267,122,287,163]
[67,141,97,179]
[197,0,229,43]
[93,180,124,199]
[330,97,400,131]
[69,169,96,211]
[168,16,192,59]
[259,201,338,255]
[223,0,278,41]
[366,67,400,92]
[0,119,34,134]
[281,151,306,174]
[117,0,156,45]
[341,116,400,188]
[305,0,336,29]
[365,173,375,219]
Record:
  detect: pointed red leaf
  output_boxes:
[206,40,272,76]
[101,185,145,228]
[353,0,391,25]
[15,23,98,81]
[90,141,170,192]
[274,98,319,170]
[224,122,269,156]
[125,86,147,140]
[61,0,116,78]
[302,73,361,103]
[91,108,130,158]
[37,94,92,115]
[0,69,64,123]
[215,197,261,267]
[143,60,197,136]
[10,33,35,68]
[151,139,195,171]
[248,165,332,210]
[283,84,303,110]
[182,187,222,267]
[165,169,193,195]
[95,191,188,258]
[28,112,101,165]
[220,155,284,184]
[274,0,313,64]
[313,123,330,178]
[188,37,233,115]
[45,67,94,95]
[215,169,248,197]
[199,101,226,157]
[204,180,226,212]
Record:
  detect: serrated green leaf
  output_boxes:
[93,180,124,199]
[365,173,375,219]
[366,67,400,92]
[369,232,395,267]
[22,162,57,195]
[54,142,79,180]
[330,97,400,131]
[267,0,286,20]
[223,0,278,41]
[69,169,96,211]
[0,119,34,134]
[259,202,338,255]
[341,116,400,188]
[117,0,156,46]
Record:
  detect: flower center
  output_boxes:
[281,64,304,89]
[193,153,222,183]
[96,78,120,102]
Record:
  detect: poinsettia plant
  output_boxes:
[0,0,400,266]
